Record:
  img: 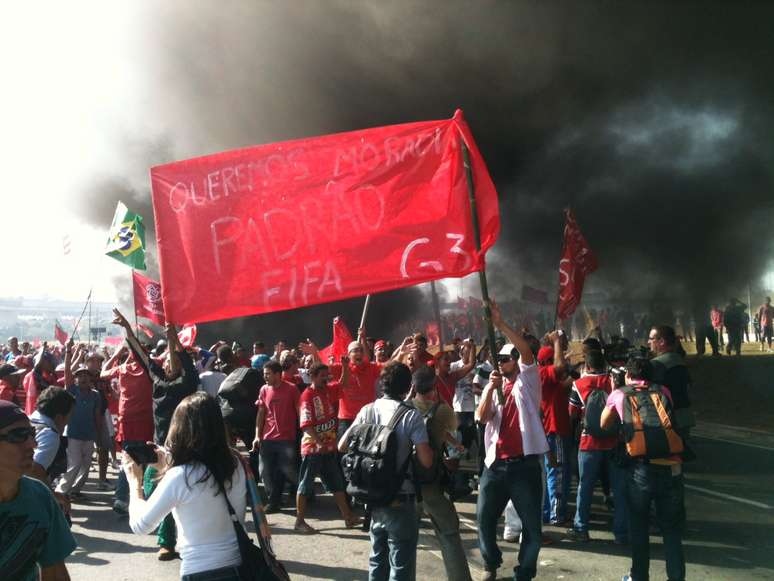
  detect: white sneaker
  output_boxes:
[503,529,521,543]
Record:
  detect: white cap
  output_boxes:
[498,343,516,356]
[347,341,362,353]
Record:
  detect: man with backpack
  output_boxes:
[338,362,433,581]
[475,299,549,581]
[411,366,472,581]
[601,356,686,581]
[566,349,627,543]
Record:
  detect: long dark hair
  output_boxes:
[165,392,238,494]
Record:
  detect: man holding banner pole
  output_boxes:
[475,299,548,581]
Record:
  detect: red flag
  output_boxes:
[150,110,500,324]
[178,324,197,348]
[456,297,467,310]
[556,209,598,321]
[521,285,548,304]
[426,321,441,346]
[467,296,483,310]
[104,336,123,347]
[132,271,166,326]
[137,322,155,338]
[318,317,354,362]
[54,320,68,346]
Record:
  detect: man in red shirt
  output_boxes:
[758,297,774,351]
[103,346,154,514]
[475,299,548,581]
[538,332,573,525]
[710,305,724,348]
[253,361,300,513]
[295,362,357,533]
[23,350,57,416]
[433,340,476,407]
[566,349,627,543]
[330,339,382,442]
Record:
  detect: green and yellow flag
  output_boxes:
[105,201,146,270]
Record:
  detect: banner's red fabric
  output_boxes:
[318,317,354,363]
[54,323,68,346]
[104,336,123,347]
[132,271,166,326]
[556,209,598,321]
[151,110,499,324]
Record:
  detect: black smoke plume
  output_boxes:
[70,2,774,344]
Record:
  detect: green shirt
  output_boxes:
[0,476,77,580]
[413,398,457,450]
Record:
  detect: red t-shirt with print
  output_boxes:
[569,373,617,451]
[496,380,524,460]
[299,382,340,455]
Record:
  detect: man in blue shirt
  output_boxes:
[0,400,76,580]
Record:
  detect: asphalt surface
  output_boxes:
[64,420,774,581]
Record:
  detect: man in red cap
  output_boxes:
[0,400,76,580]
[538,332,573,525]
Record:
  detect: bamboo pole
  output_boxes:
[460,136,503,405]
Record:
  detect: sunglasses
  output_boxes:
[497,356,515,364]
[0,427,36,444]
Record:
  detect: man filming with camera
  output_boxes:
[601,356,686,581]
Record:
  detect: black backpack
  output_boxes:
[217,367,262,432]
[583,388,619,439]
[413,402,444,485]
[341,402,413,507]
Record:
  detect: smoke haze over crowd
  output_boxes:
[8,2,773,345]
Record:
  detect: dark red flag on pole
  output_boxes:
[150,110,499,324]
[556,209,598,321]
[132,271,166,326]
[54,320,68,346]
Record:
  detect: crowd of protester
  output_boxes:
[3,296,768,580]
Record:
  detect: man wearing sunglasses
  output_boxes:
[0,400,76,580]
[475,299,549,581]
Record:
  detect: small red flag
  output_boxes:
[426,321,441,346]
[132,271,166,326]
[177,324,197,348]
[318,317,354,362]
[456,297,468,310]
[521,285,549,304]
[137,322,155,338]
[556,209,597,321]
[54,320,68,346]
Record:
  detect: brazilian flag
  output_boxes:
[105,201,146,270]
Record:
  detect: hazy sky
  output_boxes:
[0,3,152,302]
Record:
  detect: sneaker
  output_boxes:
[565,528,590,542]
[97,480,114,491]
[503,529,520,543]
[157,547,178,561]
[112,500,129,515]
[621,575,633,581]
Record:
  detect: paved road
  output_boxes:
[66,423,774,580]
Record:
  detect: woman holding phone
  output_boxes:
[123,391,270,580]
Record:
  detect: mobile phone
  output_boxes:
[125,443,158,465]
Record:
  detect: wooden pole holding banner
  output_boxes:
[359,294,371,330]
[460,136,503,405]
[429,280,445,349]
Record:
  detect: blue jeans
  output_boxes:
[258,439,298,505]
[477,457,542,580]
[369,499,418,581]
[543,434,572,523]
[573,450,629,540]
[627,462,686,581]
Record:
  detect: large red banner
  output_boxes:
[151,110,499,324]
[556,209,598,321]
